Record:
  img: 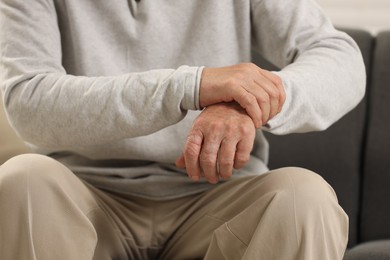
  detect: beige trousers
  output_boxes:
[0,154,348,260]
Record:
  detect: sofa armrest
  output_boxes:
[344,240,390,260]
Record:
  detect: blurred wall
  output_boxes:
[316,0,390,34]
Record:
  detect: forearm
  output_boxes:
[0,0,204,149]
[2,67,201,149]
[251,0,366,134]
[266,41,366,134]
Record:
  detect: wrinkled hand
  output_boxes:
[176,102,256,184]
[200,63,285,128]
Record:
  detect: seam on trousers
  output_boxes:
[286,172,300,248]
[85,206,104,218]
[151,202,157,247]
[169,212,209,239]
[205,213,228,223]
[225,223,248,247]
[84,207,139,246]
[27,168,37,260]
[88,190,135,242]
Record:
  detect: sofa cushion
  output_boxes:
[344,240,390,260]
[252,28,374,247]
[360,31,390,242]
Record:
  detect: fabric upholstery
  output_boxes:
[360,31,390,242]
[344,240,390,260]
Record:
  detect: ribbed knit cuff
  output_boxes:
[181,66,204,111]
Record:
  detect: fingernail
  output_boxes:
[209,178,219,184]
[222,175,231,180]
[191,176,200,181]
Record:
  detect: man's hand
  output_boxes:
[176,102,256,184]
[200,63,285,128]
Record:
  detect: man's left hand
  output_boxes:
[176,102,256,184]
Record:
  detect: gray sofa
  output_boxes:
[253,28,390,259]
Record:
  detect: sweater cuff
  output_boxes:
[181,66,204,111]
[262,70,291,133]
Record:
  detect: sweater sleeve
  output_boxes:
[0,0,201,150]
[251,0,366,135]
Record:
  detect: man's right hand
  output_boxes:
[199,63,285,128]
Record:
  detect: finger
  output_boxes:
[218,138,237,180]
[260,69,286,113]
[251,83,272,125]
[183,131,203,181]
[255,72,279,120]
[234,135,255,169]
[199,134,221,184]
[175,154,186,169]
[230,87,262,128]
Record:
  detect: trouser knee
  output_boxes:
[0,153,96,211]
[245,166,348,231]
[0,154,65,195]
[0,154,102,260]
[261,167,349,236]
[262,167,341,208]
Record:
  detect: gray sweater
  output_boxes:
[0,0,365,198]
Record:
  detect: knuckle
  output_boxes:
[275,76,283,87]
[248,94,257,103]
[226,76,238,87]
[240,93,256,107]
[184,134,202,158]
[269,89,280,99]
[281,90,287,102]
[186,130,203,144]
[259,94,270,104]
[274,78,286,100]
[219,158,234,168]
[226,77,240,89]
[186,136,202,147]
[239,125,254,136]
[200,155,216,167]
[240,124,255,138]
[210,121,224,132]
[200,146,217,161]
[184,146,200,158]
[194,116,205,126]
[224,126,236,138]
[235,153,250,165]
[237,63,257,75]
